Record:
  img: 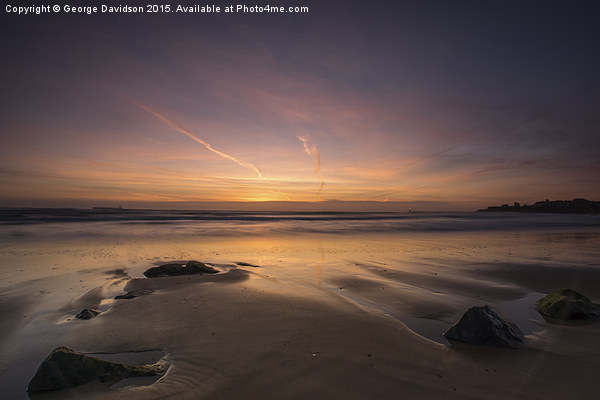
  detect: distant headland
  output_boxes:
[478,198,600,214]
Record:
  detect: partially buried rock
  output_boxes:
[27,346,166,393]
[114,289,154,300]
[535,288,600,320]
[235,262,260,268]
[143,260,218,278]
[444,305,524,348]
[75,308,101,320]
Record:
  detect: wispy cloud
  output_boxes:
[136,102,264,179]
[298,134,325,197]
[396,147,455,170]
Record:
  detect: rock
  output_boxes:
[75,308,101,320]
[444,305,524,348]
[186,260,218,273]
[114,289,154,300]
[235,262,260,268]
[143,260,218,278]
[27,346,166,393]
[535,288,600,320]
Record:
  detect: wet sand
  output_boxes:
[1,230,599,399]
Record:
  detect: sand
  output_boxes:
[1,230,599,399]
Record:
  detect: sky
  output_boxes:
[1,0,599,211]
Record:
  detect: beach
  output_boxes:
[1,210,599,399]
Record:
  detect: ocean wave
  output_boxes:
[0,209,598,241]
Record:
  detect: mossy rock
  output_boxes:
[535,289,600,320]
[143,260,218,277]
[186,260,218,273]
[27,346,165,393]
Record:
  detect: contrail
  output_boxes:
[136,103,264,179]
[395,147,454,172]
[298,134,325,195]
[298,135,320,173]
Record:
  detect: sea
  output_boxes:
[1,208,599,239]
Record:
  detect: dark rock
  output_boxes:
[235,262,260,268]
[143,260,218,278]
[186,260,218,273]
[143,263,183,278]
[444,305,524,348]
[75,308,101,320]
[114,289,154,300]
[27,346,166,393]
[535,289,600,320]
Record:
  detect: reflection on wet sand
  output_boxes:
[0,224,599,399]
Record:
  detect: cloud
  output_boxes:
[298,134,325,197]
[136,102,264,179]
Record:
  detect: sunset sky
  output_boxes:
[1,1,599,210]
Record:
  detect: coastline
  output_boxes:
[478,198,600,214]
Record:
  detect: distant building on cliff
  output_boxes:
[479,198,600,213]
